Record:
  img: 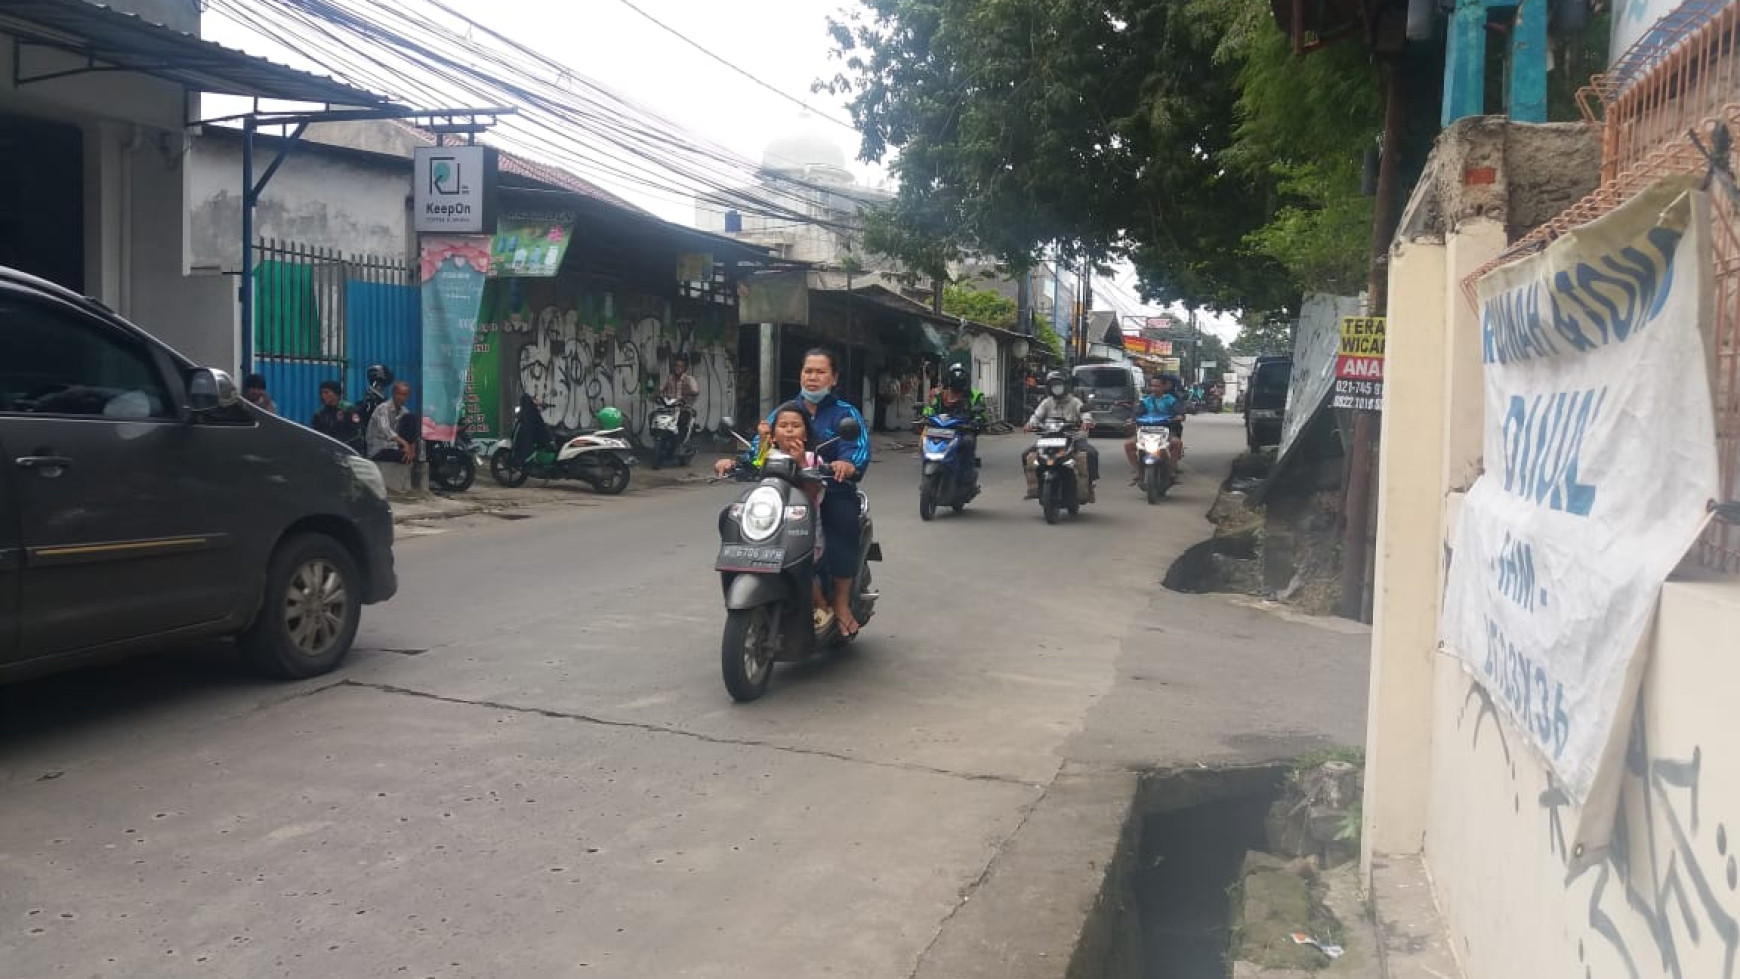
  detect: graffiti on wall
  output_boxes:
[487,301,735,442]
[1458,681,1739,978]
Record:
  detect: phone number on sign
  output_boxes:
[1483,616,1569,759]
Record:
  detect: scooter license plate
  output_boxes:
[717,543,784,570]
[1036,437,1068,448]
[923,427,957,439]
[652,415,678,431]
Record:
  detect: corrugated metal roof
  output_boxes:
[0,0,388,106]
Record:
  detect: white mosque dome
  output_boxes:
[762,112,853,184]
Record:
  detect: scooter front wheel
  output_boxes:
[722,606,777,702]
[1041,479,1061,525]
[1147,466,1166,504]
[919,475,938,521]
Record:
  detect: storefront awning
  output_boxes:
[0,0,389,106]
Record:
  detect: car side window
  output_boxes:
[0,297,172,419]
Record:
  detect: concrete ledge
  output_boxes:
[913,766,1140,979]
[377,460,414,495]
[1369,853,1461,979]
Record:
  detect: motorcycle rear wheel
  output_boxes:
[592,456,631,495]
[490,451,530,488]
[431,451,476,493]
[721,606,776,702]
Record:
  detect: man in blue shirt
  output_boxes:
[1125,373,1184,482]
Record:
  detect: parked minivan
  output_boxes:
[1072,363,1146,438]
[1244,355,1292,451]
[0,267,397,684]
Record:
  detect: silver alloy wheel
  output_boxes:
[743,607,773,682]
[284,558,349,657]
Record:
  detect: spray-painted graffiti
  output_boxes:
[1458,680,1739,978]
[498,304,735,443]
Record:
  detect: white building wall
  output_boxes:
[186,135,411,272]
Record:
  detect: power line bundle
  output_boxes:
[205,0,866,234]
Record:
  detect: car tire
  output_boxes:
[239,534,363,680]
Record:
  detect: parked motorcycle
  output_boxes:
[713,416,882,702]
[1028,418,1093,525]
[647,396,697,469]
[489,393,634,494]
[426,419,478,493]
[1134,412,1178,505]
[917,410,980,520]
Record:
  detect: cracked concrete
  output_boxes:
[0,418,1370,978]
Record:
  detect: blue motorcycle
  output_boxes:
[918,412,981,520]
[1134,412,1179,504]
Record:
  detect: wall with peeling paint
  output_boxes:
[1364,116,1740,979]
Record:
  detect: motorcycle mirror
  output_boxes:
[834,416,862,440]
[720,415,735,429]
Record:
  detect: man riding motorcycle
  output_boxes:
[660,353,701,438]
[922,363,987,465]
[1125,373,1185,481]
[1022,371,1097,497]
[716,348,872,636]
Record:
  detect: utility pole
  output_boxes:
[1338,59,1405,622]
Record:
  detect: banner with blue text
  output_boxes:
[1444,180,1717,814]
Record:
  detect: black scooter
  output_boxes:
[427,419,477,493]
[712,417,883,702]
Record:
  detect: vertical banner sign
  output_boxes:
[1442,180,1718,840]
[419,236,492,442]
[1332,316,1386,412]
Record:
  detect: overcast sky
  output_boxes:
[204,0,1235,339]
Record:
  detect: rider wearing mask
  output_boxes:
[1022,371,1098,495]
[1125,373,1184,481]
[923,363,987,465]
[716,348,872,636]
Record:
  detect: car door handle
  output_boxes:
[16,455,74,471]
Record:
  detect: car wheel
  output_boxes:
[239,534,363,679]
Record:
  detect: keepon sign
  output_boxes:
[1442,180,1717,821]
[413,146,498,234]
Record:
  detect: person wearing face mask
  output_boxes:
[1021,370,1098,497]
[716,348,872,636]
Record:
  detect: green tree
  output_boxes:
[941,283,1018,328]
[823,0,1386,318]
[1231,310,1294,356]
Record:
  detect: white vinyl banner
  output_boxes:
[1443,180,1718,808]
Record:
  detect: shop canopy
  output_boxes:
[1,0,389,108]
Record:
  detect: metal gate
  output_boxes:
[252,239,420,426]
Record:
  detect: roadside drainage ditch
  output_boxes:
[1074,760,1368,979]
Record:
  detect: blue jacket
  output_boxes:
[741,393,872,481]
[1138,393,1181,420]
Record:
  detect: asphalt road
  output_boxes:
[0,414,1370,979]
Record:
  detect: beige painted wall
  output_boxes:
[1426,579,1740,978]
[1364,135,1740,979]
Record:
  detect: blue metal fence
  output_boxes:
[252,240,419,426]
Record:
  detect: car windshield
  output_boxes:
[1252,364,1290,395]
[1076,368,1131,391]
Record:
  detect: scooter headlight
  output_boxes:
[740,486,785,541]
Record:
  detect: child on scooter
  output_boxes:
[760,403,834,632]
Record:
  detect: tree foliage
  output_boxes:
[823,0,1384,318]
[941,282,1019,328]
[1231,310,1294,356]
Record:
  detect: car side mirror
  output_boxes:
[834,416,862,440]
[187,368,240,413]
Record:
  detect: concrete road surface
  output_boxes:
[0,414,1370,979]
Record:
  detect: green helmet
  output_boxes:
[595,406,624,429]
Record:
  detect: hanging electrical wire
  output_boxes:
[204,0,869,235]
